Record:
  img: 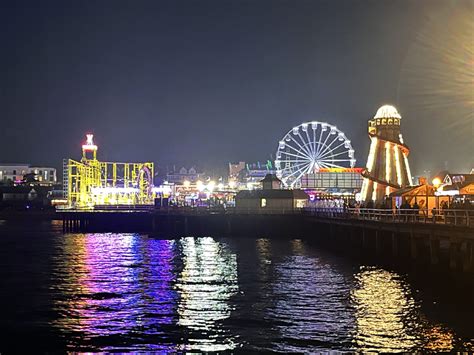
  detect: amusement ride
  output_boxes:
[275,121,356,187]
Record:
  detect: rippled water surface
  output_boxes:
[0,221,473,352]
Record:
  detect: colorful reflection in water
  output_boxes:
[34,233,473,352]
[176,237,239,351]
[52,233,239,351]
[52,233,178,351]
[351,267,456,352]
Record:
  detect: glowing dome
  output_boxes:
[374,105,401,119]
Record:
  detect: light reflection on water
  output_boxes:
[351,267,456,352]
[23,232,471,352]
[52,233,239,351]
[268,239,356,352]
[52,233,179,351]
[176,237,239,351]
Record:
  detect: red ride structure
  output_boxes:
[360,105,413,204]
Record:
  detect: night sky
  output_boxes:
[1,0,472,176]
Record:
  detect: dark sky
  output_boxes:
[1,0,472,176]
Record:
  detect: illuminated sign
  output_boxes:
[318,168,364,173]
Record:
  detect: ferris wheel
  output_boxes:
[275,122,356,187]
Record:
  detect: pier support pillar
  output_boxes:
[391,232,398,257]
[362,228,368,249]
[226,217,231,236]
[429,235,440,265]
[461,242,474,272]
[449,240,459,270]
[410,232,417,260]
[375,230,382,255]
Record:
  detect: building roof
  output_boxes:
[236,189,308,200]
[0,163,30,167]
[389,184,435,197]
[444,173,474,183]
[374,105,401,119]
[260,173,281,183]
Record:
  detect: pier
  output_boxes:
[59,207,474,272]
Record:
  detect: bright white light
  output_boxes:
[385,141,391,183]
[82,134,98,151]
[394,146,403,186]
[432,177,442,188]
[361,178,369,201]
[399,134,404,144]
[372,182,378,202]
[183,180,191,188]
[435,190,459,196]
[246,182,253,190]
[228,180,236,189]
[207,181,216,192]
[366,137,378,173]
[91,187,139,194]
[196,180,204,192]
[217,183,224,190]
[403,153,413,187]
[152,186,172,194]
[374,105,401,119]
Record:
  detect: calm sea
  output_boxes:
[0,220,473,352]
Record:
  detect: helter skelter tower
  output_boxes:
[360,105,413,204]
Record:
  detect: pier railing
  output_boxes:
[57,205,474,228]
[304,208,474,228]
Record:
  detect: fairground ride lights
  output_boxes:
[372,182,378,202]
[82,134,98,151]
[366,137,378,173]
[91,187,139,194]
[385,141,391,183]
[435,190,459,196]
[196,181,205,192]
[152,186,172,194]
[403,153,413,186]
[394,145,403,186]
[207,181,216,192]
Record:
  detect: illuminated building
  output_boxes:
[361,105,413,204]
[301,168,363,192]
[235,174,308,210]
[228,161,246,180]
[166,167,203,184]
[225,161,277,190]
[63,134,155,208]
[0,164,57,185]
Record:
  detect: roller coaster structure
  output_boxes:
[63,134,154,208]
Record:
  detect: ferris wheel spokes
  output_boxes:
[286,135,313,160]
[276,121,356,187]
[318,140,350,161]
[316,131,341,159]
